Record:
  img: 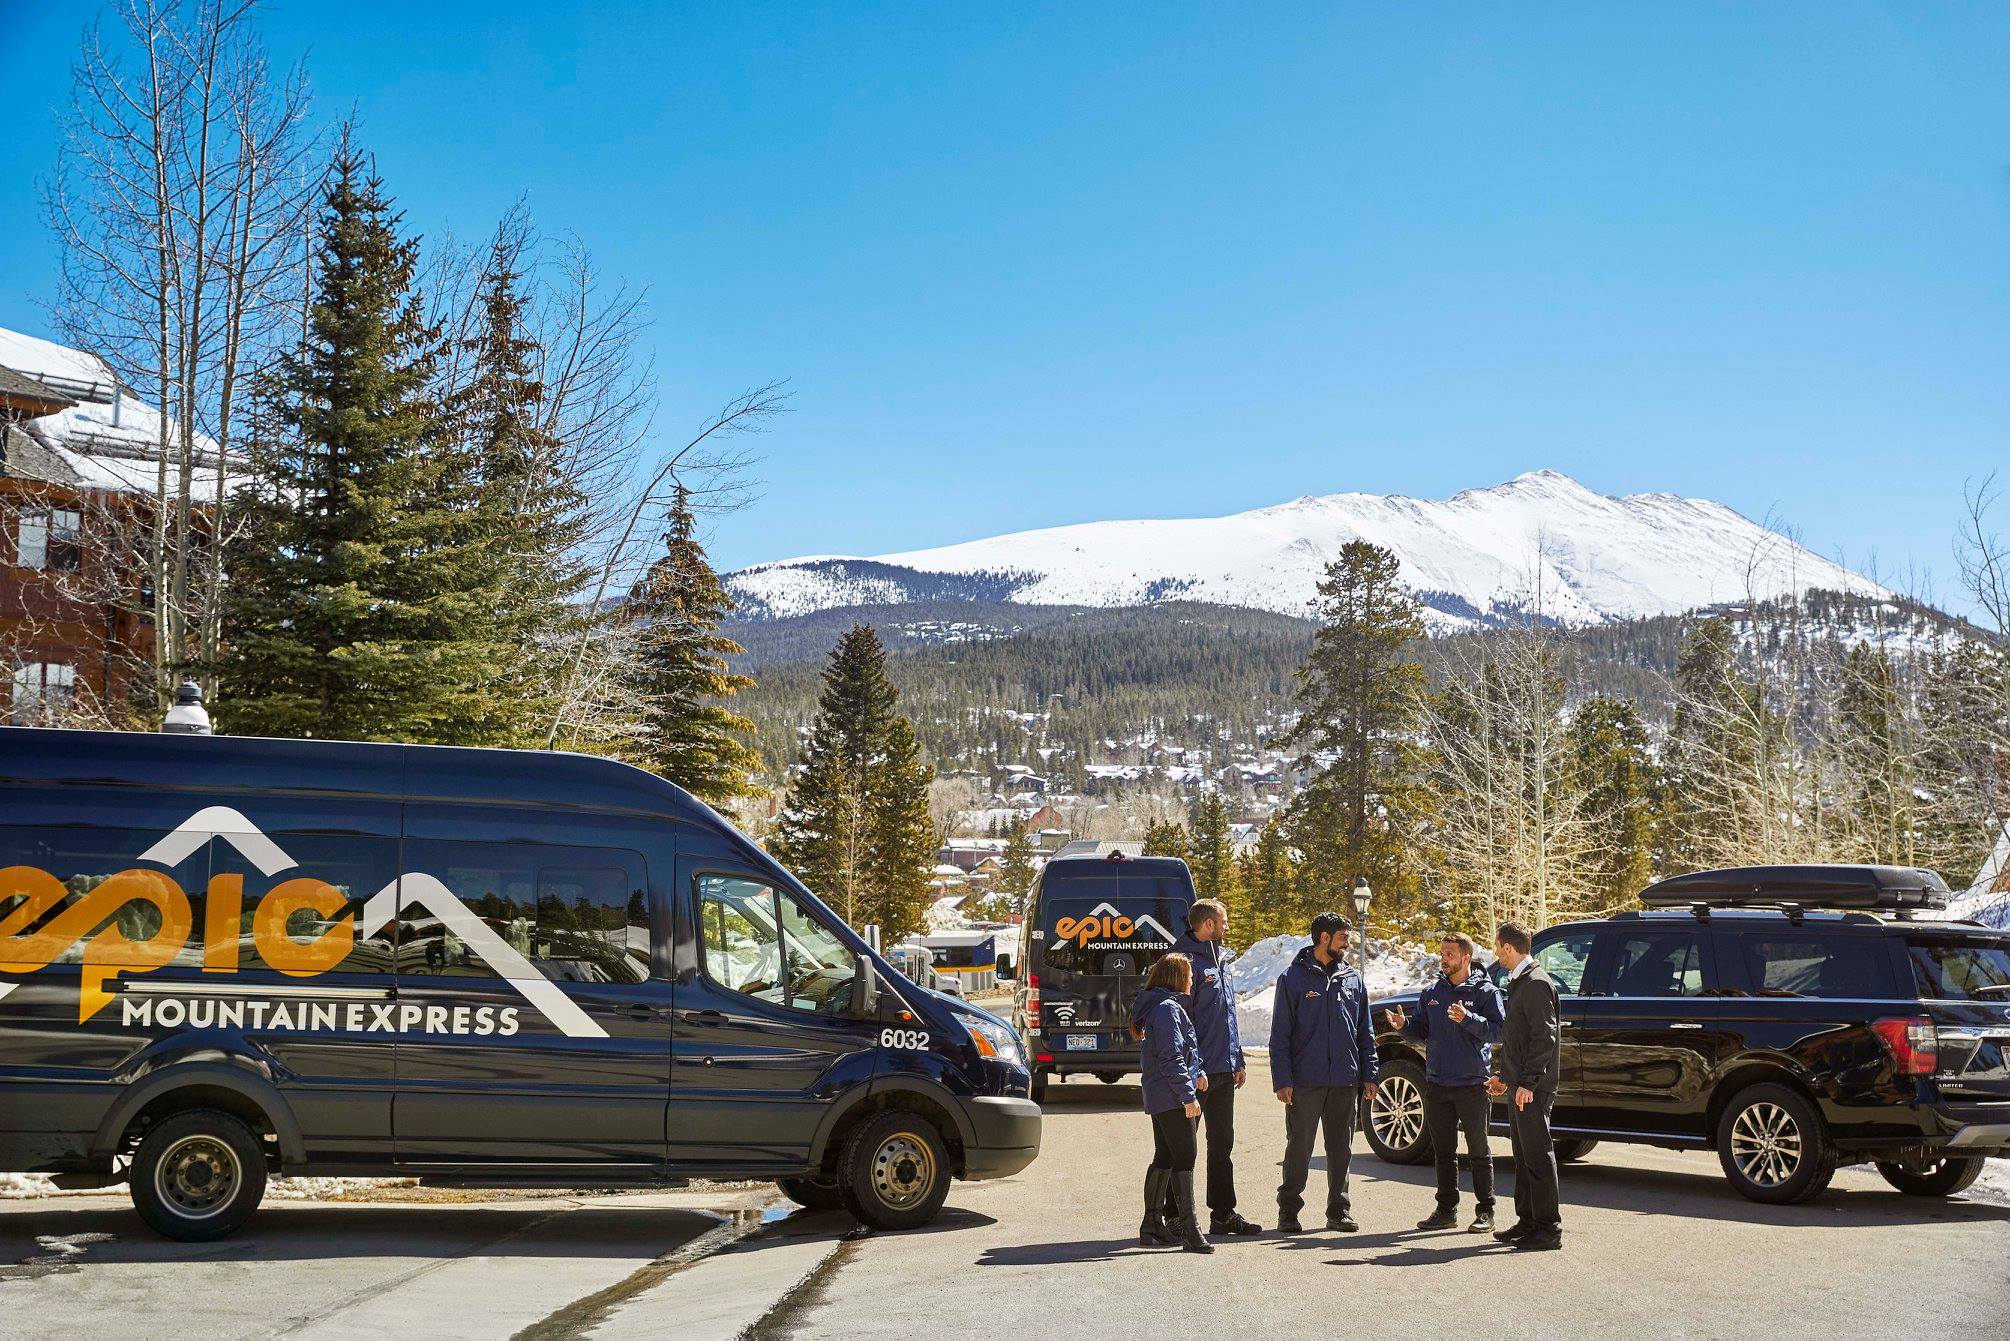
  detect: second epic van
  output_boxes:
[1011,853,1196,1101]
[0,727,1040,1240]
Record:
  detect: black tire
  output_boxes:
[128,1108,267,1241]
[1096,1072,1123,1085]
[1873,1156,1985,1198]
[1030,1070,1049,1104]
[1553,1138,1599,1163]
[837,1110,952,1231]
[1715,1083,1835,1205]
[776,1175,846,1211]
[1364,1058,1431,1164]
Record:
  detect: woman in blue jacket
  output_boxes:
[1132,952,1213,1253]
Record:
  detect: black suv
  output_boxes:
[1364,865,2010,1204]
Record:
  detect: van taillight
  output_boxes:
[1027,972,1041,1029]
[1871,1016,1937,1076]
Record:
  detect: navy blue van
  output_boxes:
[1011,854,1196,1101]
[0,727,1039,1239]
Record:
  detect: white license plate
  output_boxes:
[1065,1034,1099,1051]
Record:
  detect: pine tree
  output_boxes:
[1186,791,1244,938]
[1835,645,1914,865]
[1246,819,1296,942]
[1142,819,1189,859]
[1283,541,1427,923]
[221,140,481,741]
[1566,696,1659,908]
[439,227,593,742]
[620,486,764,803]
[996,819,1037,912]
[769,626,938,938]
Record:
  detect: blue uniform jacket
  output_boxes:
[1135,986,1203,1115]
[1132,933,1243,1075]
[1268,946,1379,1091]
[1400,969,1506,1087]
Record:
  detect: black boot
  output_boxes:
[1140,1167,1177,1246]
[1171,1171,1214,1254]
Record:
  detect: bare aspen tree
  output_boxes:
[42,0,315,715]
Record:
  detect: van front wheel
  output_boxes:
[129,1108,267,1241]
[838,1111,951,1231]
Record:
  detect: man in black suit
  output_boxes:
[1489,920,1562,1251]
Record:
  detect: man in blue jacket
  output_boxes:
[1269,911,1380,1234]
[1386,931,1506,1233]
[1160,898,1261,1237]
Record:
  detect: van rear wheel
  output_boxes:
[129,1108,267,1241]
[838,1111,951,1231]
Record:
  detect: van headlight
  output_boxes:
[961,1014,1025,1069]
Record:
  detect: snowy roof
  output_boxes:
[0,324,226,500]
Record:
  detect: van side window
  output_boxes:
[0,825,208,970]
[698,874,861,1017]
[400,841,649,985]
[212,831,398,976]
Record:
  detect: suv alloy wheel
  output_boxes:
[1364,1059,1430,1164]
[1872,1156,1986,1198]
[1715,1083,1836,1205]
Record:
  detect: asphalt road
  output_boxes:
[768,1055,2009,1339]
[5,1054,2005,1339]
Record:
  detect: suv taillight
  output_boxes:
[1026,972,1041,1030]
[1871,1016,1937,1077]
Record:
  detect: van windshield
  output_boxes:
[1039,875,1188,977]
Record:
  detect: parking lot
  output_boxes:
[5,1055,2006,1339]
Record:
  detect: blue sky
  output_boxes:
[2,1,2007,605]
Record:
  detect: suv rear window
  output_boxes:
[1741,935,1891,998]
[1906,938,2010,1002]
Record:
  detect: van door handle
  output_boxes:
[618,1004,665,1021]
[680,1009,726,1027]
[1670,1022,1703,1030]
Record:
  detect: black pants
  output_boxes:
[1277,1084,1357,1220]
[1423,1081,1495,1213]
[1197,1071,1239,1215]
[1151,1106,1198,1173]
[1508,1087,1561,1230]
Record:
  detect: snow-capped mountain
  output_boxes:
[725,470,1886,631]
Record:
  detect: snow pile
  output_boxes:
[1944,822,2009,930]
[727,470,1886,630]
[1230,934,1439,1048]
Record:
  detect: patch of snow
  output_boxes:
[1231,933,1440,1047]
[727,470,1886,628]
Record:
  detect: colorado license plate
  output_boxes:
[1065,1034,1099,1051]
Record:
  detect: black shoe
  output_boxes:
[1171,1172,1214,1254]
[1493,1221,1531,1244]
[1469,1210,1495,1234]
[1210,1211,1263,1237]
[1275,1214,1304,1235]
[1513,1229,1563,1251]
[1325,1214,1359,1233]
[1416,1208,1459,1231]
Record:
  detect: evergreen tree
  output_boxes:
[1835,645,1914,865]
[1187,791,1243,934]
[1566,696,1659,908]
[222,140,483,741]
[1246,819,1296,942]
[439,227,593,742]
[769,626,937,938]
[1142,819,1189,859]
[1662,619,1759,872]
[620,486,764,803]
[1283,542,1427,922]
[996,819,1037,912]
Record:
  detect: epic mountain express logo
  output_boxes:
[0,807,603,1038]
[1051,902,1177,949]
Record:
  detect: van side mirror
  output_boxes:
[854,952,881,1019]
[996,956,1016,981]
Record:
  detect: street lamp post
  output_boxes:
[1351,877,1372,985]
